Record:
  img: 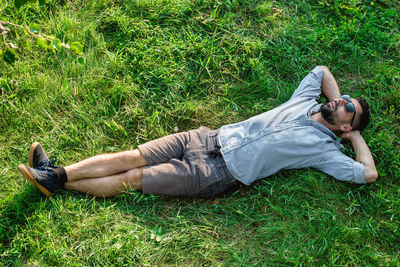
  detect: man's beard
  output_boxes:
[320,102,336,124]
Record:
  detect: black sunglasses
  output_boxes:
[340,95,356,126]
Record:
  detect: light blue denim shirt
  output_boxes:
[218,66,365,185]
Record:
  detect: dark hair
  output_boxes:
[355,97,370,131]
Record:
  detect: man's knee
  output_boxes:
[120,168,143,190]
[120,149,147,168]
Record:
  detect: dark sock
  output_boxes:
[53,167,67,188]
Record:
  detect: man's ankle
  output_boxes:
[53,167,68,188]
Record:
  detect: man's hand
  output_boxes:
[338,130,360,141]
[340,130,378,183]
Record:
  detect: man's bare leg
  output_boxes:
[65,149,147,182]
[65,168,143,197]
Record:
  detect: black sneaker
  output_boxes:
[18,165,62,196]
[29,142,59,169]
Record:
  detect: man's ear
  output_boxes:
[340,124,352,132]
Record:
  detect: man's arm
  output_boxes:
[341,131,378,183]
[320,66,341,101]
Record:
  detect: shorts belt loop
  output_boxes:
[207,129,222,158]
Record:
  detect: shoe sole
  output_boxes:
[29,142,40,168]
[18,165,51,197]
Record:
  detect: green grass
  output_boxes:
[1,0,399,265]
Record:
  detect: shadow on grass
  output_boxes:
[0,185,53,248]
[98,183,248,233]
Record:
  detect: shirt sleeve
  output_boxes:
[313,149,366,184]
[290,66,324,100]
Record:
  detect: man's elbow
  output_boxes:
[320,65,329,72]
[365,169,378,183]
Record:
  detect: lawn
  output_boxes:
[1,0,399,265]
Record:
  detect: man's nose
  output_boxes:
[337,98,347,105]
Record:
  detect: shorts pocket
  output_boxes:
[187,155,223,193]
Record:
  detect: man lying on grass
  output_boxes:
[18,66,378,197]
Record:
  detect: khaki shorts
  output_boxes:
[138,127,238,197]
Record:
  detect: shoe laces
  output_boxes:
[37,156,60,170]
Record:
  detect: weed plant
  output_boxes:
[0,0,399,265]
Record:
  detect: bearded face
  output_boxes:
[320,101,337,125]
